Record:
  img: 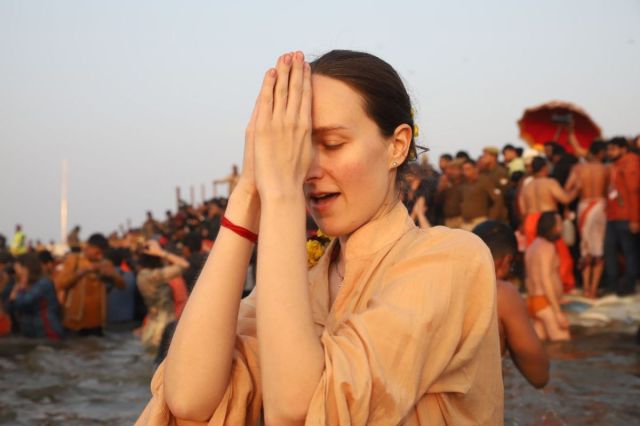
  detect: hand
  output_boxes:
[97,261,115,277]
[253,51,312,200]
[143,240,166,258]
[555,311,569,330]
[630,222,639,234]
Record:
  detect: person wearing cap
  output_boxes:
[460,159,505,230]
[479,146,509,222]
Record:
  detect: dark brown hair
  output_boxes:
[15,252,44,285]
[310,50,421,185]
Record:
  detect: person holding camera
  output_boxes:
[54,233,125,336]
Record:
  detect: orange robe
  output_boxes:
[136,203,503,425]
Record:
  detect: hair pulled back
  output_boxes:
[310,50,420,184]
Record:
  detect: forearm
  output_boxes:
[163,187,259,421]
[257,195,324,422]
[568,133,587,158]
[510,347,549,388]
[163,251,189,269]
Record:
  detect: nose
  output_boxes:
[304,144,323,183]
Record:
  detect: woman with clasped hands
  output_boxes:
[137,50,503,425]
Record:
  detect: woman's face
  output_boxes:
[304,75,405,237]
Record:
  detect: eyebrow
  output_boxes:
[312,125,349,136]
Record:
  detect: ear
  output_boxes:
[388,123,413,169]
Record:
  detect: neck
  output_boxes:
[336,197,400,267]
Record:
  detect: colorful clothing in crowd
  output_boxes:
[54,254,121,332]
[137,265,184,351]
[8,277,63,340]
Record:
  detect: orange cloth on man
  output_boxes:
[526,295,551,317]
[523,211,542,247]
[136,203,504,425]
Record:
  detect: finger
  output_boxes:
[300,61,312,124]
[286,51,305,117]
[257,68,277,126]
[273,53,293,115]
[245,96,260,140]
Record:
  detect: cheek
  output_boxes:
[338,152,390,205]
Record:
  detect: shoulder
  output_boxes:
[497,280,524,309]
[389,226,494,285]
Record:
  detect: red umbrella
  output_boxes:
[517,100,602,155]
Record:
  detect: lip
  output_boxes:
[307,192,341,213]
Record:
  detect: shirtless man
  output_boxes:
[519,157,578,292]
[473,220,549,388]
[519,157,578,241]
[525,212,570,341]
[564,141,609,297]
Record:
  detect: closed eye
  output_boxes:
[323,142,344,150]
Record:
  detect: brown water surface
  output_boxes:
[0,325,638,425]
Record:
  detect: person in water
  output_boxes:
[138,50,503,425]
[525,211,571,341]
[7,252,63,340]
[473,220,549,388]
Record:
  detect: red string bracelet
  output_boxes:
[221,216,258,244]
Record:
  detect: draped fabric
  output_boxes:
[136,203,503,425]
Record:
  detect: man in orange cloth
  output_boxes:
[525,212,571,341]
[564,141,609,297]
[520,157,578,291]
[55,233,124,336]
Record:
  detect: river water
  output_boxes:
[1,324,638,425]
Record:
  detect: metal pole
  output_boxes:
[60,160,68,245]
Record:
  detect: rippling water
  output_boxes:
[1,325,639,425]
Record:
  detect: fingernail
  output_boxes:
[269,68,276,77]
[284,54,292,64]
[295,51,303,61]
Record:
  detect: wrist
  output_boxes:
[260,187,305,207]
[226,186,261,233]
[233,177,258,198]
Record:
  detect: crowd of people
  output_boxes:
[0,133,638,386]
[403,134,639,342]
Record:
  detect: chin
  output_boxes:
[313,216,358,239]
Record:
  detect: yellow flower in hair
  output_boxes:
[410,108,420,139]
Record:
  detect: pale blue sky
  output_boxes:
[1,0,639,243]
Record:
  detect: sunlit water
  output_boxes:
[1,324,638,425]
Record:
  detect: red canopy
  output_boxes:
[517,101,602,155]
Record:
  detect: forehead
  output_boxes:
[311,75,367,130]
